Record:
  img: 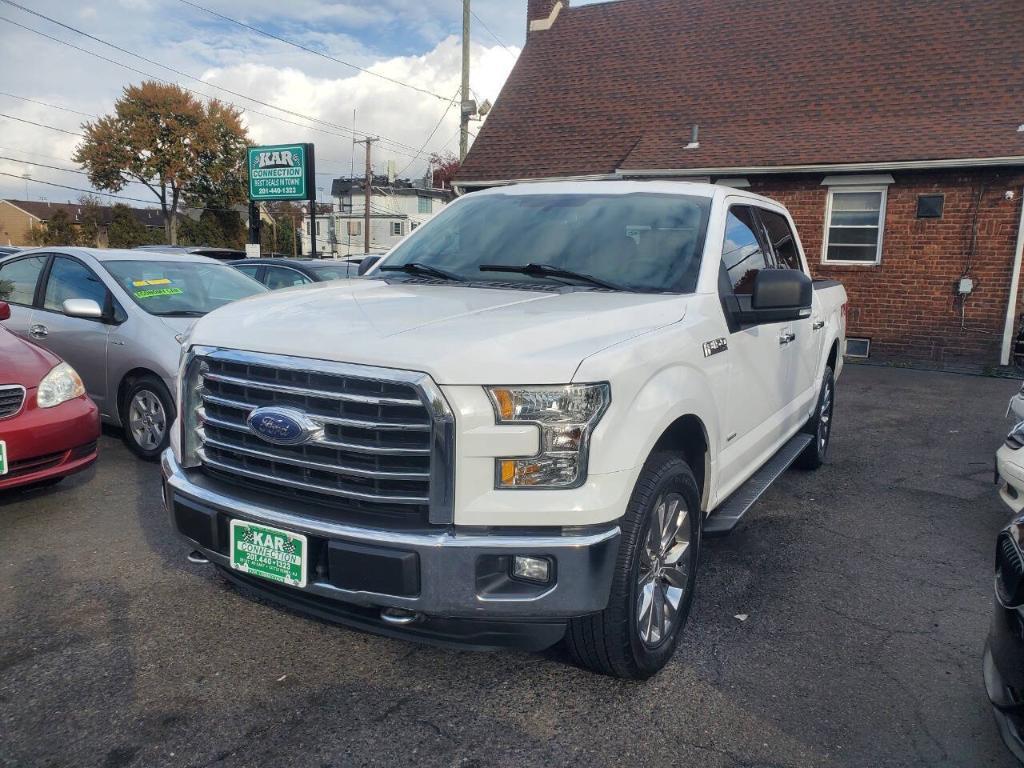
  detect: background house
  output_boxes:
[0,199,164,246]
[457,0,1024,368]
[300,177,454,256]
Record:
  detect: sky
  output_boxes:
[0,0,609,211]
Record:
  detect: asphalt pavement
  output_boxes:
[0,364,1020,768]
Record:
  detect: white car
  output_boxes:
[996,384,1024,514]
[163,181,847,678]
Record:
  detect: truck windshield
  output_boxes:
[103,260,267,316]
[379,192,712,293]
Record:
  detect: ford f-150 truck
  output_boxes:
[163,181,846,679]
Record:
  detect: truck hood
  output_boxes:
[188,279,688,384]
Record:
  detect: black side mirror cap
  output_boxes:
[358,256,381,275]
[751,269,813,310]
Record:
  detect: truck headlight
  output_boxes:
[36,362,86,408]
[487,383,610,489]
[178,349,208,468]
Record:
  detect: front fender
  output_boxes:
[577,314,727,498]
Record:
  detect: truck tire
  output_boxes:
[121,375,174,461]
[566,452,702,679]
[795,364,834,470]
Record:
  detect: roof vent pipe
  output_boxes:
[685,124,700,150]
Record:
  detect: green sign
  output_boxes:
[248,143,309,201]
[0,440,7,476]
[230,519,307,588]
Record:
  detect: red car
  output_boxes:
[0,301,100,490]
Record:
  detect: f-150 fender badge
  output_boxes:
[703,338,728,357]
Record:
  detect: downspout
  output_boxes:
[1000,187,1024,366]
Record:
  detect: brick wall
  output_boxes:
[743,169,1024,367]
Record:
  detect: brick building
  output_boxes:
[0,199,164,247]
[456,0,1024,367]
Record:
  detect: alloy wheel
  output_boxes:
[818,379,833,452]
[635,491,691,647]
[129,390,167,451]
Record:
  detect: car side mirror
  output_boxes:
[62,298,103,319]
[741,270,813,324]
[0,301,9,321]
[358,255,381,275]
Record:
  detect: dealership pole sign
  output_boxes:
[247,142,319,256]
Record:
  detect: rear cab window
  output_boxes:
[758,209,804,271]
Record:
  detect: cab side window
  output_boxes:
[0,255,48,305]
[721,206,769,295]
[43,257,108,313]
[759,209,803,271]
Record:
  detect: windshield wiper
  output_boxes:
[153,310,206,317]
[378,262,464,282]
[479,263,622,291]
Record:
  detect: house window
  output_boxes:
[315,221,321,236]
[916,194,944,219]
[391,222,403,236]
[410,222,419,231]
[822,187,887,264]
[417,195,431,214]
[347,221,362,237]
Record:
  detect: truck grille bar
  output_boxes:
[184,348,455,526]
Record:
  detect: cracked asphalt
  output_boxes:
[1,364,1020,767]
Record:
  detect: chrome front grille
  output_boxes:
[185,348,454,527]
[0,385,26,419]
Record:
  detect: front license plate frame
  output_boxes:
[229,519,308,588]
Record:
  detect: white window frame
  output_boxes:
[821,184,888,266]
[391,221,403,236]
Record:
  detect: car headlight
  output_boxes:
[487,383,610,489]
[1007,421,1024,450]
[36,362,86,409]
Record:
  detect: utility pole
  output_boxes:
[460,0,471,161]
[356,137,378,255]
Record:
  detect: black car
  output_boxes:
[133,245,246,262]
[228,257,364,289]
[985,513,1024,763]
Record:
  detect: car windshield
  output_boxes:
[103,259,266,316]
[308,264,354,281]
[379,192,712,293]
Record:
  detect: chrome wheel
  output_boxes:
[818,378,833,452]
[635,491,691,648]
[128,389,167,451]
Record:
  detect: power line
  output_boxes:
[0,112,83,137]
[0,155,87,175]
[397,88,461,178]
[469,8,516,58]
[0,7,423,159]
[0,90,97,118]
[0,170,241,214]
[176,0,450,102]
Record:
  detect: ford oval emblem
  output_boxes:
[246,407,319,446]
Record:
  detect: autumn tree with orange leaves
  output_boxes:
[75,82,250,245]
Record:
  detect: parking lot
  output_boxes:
[0,364,1019,768]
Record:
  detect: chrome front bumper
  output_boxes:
[162,449,620,626]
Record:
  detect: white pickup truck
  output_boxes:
[163,181,846,679]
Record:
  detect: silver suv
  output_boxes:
[0,247,266,458]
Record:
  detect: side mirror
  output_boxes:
[0,301,10,321]
[742,270,813,323]
[62,298,103,319]
[358,255,381,275]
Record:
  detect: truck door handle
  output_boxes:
[812,320,825,330]
[779,331,796,345]
[29,323,48,338]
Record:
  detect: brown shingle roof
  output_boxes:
[458,0,1024,184]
